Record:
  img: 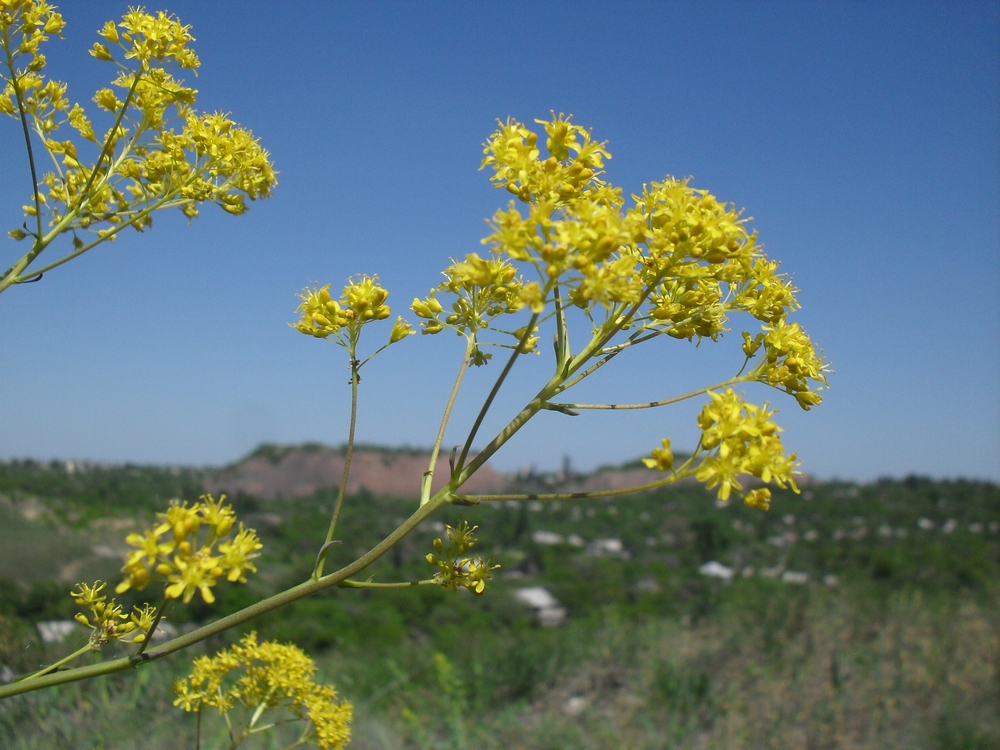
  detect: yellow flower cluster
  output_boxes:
[174,632,352,750]
[95,8,199,69]
[70,580,156,647]
[474,116,828,402]
[425,521,499,595]
[689,388,798,505]
[116,494,262,604]
[407,115,827,421]
[1,3,275,248]
[755,319,829,409]
[293,275,412,353]
[410,253,542,363]
[481,114,611,204]
[0,1,65,78]
[478,117,762,321]
[0,0,66,130]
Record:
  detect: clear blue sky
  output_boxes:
[1,1,997,482]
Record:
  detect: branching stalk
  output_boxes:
[314,360,360,578]
[5,42,43,241]
[339,579,435,589]
[0,486,450,700]
[17,643,93,682]
[421,336,474,506]
[75,69,143,203]
[454,466,700,504]
[455,311,540,475]
[547,376,747,412]
[134,598,170,657]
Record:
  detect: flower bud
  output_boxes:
[90,43,113,61]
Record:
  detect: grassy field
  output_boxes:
[0,461,997,748]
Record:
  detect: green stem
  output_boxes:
[454,468,698,504]
[134,598,170,656]
[455,312,540,476]
[557,288,659,395]
[314,360,360,579]
[3,39,43,242]
[547,376,747,411]
[0,166,206,294]
[596,330,659,356]
[0,489,450,700]
[17,643,94,682]
[74,68,143,204]
[285,724,312,750]
[452,316,633,487]
[11,171,201,283]
[454,371,562,487]
[554,329,645,395]
[553,284,570,371]
[339,578,435,589]
[420,336,474,506]
[247,685,278,733]
[451,281,664,489]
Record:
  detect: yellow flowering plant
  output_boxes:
[173,632,352,750]
[0,0,275,295]
[0,7,832,747]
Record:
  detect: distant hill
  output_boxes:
[202,443,677,501]
[203,443,512,500]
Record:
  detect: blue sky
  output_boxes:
[1,1,997,482]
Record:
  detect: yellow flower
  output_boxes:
[426,522,500,594]
[696,452,744,502]
[125,528,176,564]
[695,389,799,504]
[157,500,201,543]
[743,488,772,511]
[642,438,674,471]
[293,276,393,354]
[89,42,113,61]
[165,552,220,604]
[218,524,263,583]
[70,580,154,646]
[753,319,830,408]
[389,315,414,343]
[174,633,352,749]
[71,580,107,608]
[198,493,236,537]
[114,495,261,602]
[412,253,534,351]
[128,603,158,643]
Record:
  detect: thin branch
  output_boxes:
[453,374,560,487]
[10,171,204,285]
[455,312,540,475]
[16,643,93,682]
[454,469,697,503]
[555,329,641,394]
[547,376,747,412]
[5,45,43,241]
[133,598,169,657]
[553,283,569,371]
[0,487,452,700]
[421,336,474,506]
[596,330,659,356]
[75,68,143,204]
[338,579,436,589]
[313,360,360,579]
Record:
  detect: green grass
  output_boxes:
[0,462,997,748]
